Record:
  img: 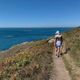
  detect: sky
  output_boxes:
[0,0,80,27]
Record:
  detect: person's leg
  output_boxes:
[57,47,60,57]
[55,47,58,56]
[60,45,62,55]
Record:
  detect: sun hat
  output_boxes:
[55,30,60,35]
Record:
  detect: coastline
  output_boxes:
[0,39,47,53]
[0,27,75,53]
[0,39,49,59]
[0,41,29,53]
[0,27,73,51]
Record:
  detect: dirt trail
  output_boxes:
[53,55,71,80]
[50,49,71,80]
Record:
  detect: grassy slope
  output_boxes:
[63,27,80,66]
[62,27,80,80]
[0,40,53,80]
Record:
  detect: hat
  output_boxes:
[55,30,60,35]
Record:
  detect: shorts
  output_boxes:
[55,44,62,48]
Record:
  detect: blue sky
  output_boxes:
[0,0,80,27]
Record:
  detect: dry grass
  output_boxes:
[0,40,53,80]
[63,28,80,66]
[62,27,80,80]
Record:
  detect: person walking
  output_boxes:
[54,30,63,57]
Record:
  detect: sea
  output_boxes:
[0,27,73,51]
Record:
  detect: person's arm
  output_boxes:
[60,35,63,45]
[54,35,57,47]
[54,38,56,47]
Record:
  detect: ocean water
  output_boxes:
[0,28,73,51]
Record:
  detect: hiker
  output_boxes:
[54,30,63,57]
